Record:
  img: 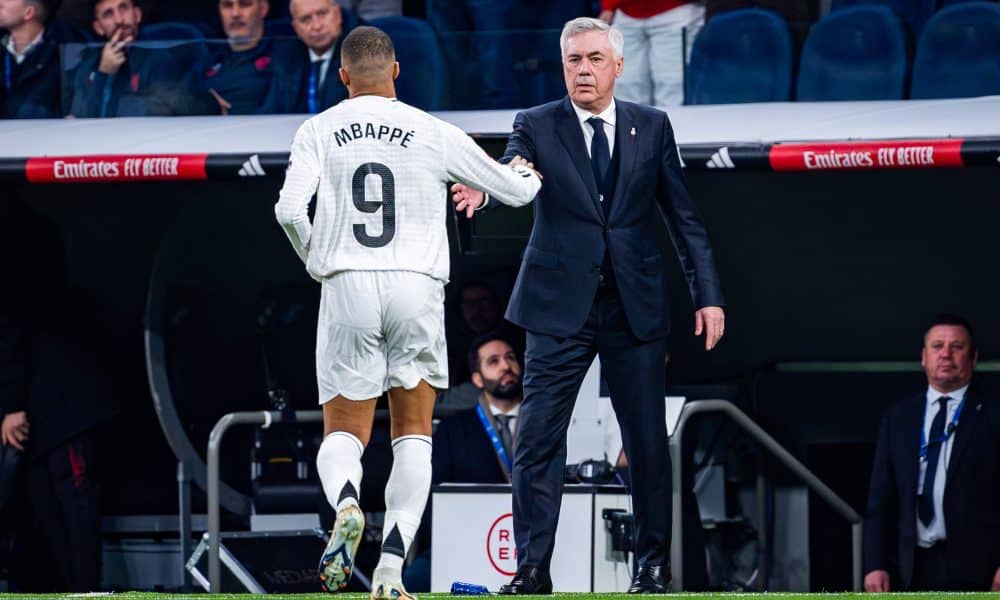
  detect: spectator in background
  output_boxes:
[444,280,502,387]
[0,0,64,118]
[202,0,275,115]
[70,0,200,117]
[864,314,1000,592]
[599,0,704,107]
[335,0,400,20]
[434,334,523,484]
[260,0,362,114]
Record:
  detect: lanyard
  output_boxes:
[4,53,11,91]
[919,396,964,460]
[307,61,319,114]
[475,404,512,473]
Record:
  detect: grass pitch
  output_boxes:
[2,593,999,599]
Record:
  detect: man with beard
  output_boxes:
[70,0,200,117]
[433,334,523,484]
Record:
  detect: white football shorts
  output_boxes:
[316,270,448,403]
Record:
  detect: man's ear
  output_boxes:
[471,372,484,390]
[92,20,103,38]
[392,61,399,81]
[134,6,143,25]
[339,66,349,87]
[261,0,270,19]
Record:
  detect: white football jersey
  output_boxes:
[275,95,541,282]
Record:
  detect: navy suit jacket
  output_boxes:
[863,389,1000,589]
[500,97,724,341]
[1,26,64,119]
[432,405,508,485]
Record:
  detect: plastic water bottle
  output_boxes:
[450,581,491,595]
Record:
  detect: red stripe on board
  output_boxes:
[25,154,208,183]
[769,139,965,172]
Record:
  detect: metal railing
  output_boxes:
[668,400,864,592]
[206,410,324,593]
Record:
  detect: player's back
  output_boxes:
[306,96,455,282]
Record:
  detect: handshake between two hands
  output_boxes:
[450,156,540,218]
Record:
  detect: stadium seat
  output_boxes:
[910,2,1000,99]
[797,5,909,101]
[830,0,936,38]
[141,21,206,43]
[264,17,295,38]
[686,9,793,104]
[369,16,448,110]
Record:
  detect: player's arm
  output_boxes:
[441,120,541,210]
[275,120,322,264]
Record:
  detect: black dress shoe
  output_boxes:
[628,564,670,593]
[497,566,553,595]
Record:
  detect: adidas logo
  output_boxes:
[238,154,266,177]
[706,147,735,169]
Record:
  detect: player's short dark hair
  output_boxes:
[341,25,395,68]
[925,313,976,352]
[467,332,516,376]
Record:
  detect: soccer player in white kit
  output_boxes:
[274,26,542,599]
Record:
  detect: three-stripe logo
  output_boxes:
[706,146,735,169]
[238,154,266,177]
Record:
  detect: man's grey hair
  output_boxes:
[560,17,624,60]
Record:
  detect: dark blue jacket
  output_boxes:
[501,97,725,341]
[69,39,202,117]
[200,37,277,115]
[864,390,1000,589]
[432,404,509,485]
[259,11,363,114]
[1,25,64,119]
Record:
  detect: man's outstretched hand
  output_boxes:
[450,183,485,218]
[451,156,541,218]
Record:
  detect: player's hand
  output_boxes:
[599,9,614,23]
[209,88,232,116]
[991,566,1000,591]
[99,28,131,75]
[694,306,725,351]
[864,569,890,593]
[450,183,485,218]
[509,155,542,179]
[1,411,29,451]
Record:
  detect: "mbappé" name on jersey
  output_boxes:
[333,122,415,149]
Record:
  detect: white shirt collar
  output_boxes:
[571,97,617,129]
[308,47,334,63]
[3,28,45,65]
[926,384,968,407]
[488,402,520,417]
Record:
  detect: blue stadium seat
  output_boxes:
[141,21,206,43]
[685,9,793,104]
[264,17,295,38]
[910,2,1000,99]
[369,16,448,110]
[830,0,936,38]
[797,5,909,101]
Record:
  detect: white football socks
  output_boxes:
[375,434,433,579]
[316,431,364,512]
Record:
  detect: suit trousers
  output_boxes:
[512,286,671,572]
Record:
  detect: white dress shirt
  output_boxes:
[916,384,967,547]
[308,47,334,89]
[3,29,45,65]
[488,401,520,434]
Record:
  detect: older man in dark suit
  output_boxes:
[451,16,725,594]
[864,314,1000,592]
